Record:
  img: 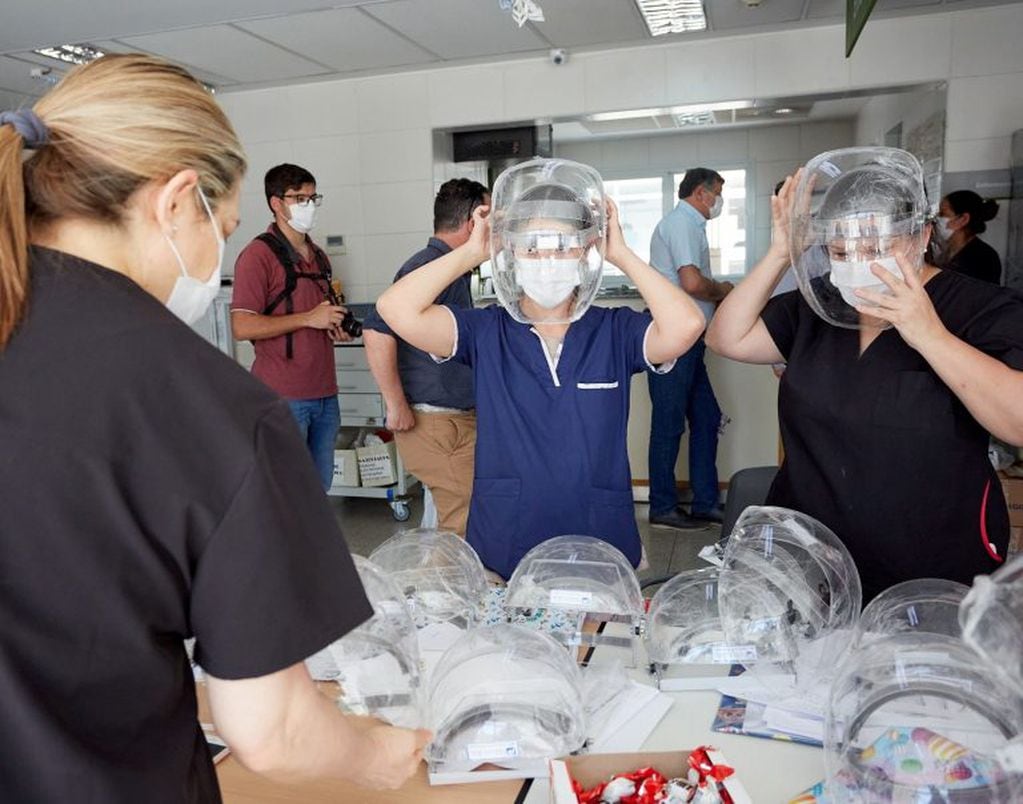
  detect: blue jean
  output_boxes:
[287,396,341,492]
[647,339,721,516]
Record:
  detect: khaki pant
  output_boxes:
[394,410,476,537]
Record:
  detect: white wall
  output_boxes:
[854,86,946,149]
[217,3,1023,485]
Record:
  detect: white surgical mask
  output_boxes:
[828,255,903,309]
[287,201,317,234]
[164,187,224,325]
[936,216,954,242]
[708,195,724,220]
[515,257,580,309]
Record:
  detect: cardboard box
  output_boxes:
[549,749,752,804]
[1000,472,1023,527]
[357,441,399,487]
[1009,527,1023,558]
[330,449,359,488]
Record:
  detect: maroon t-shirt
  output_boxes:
[231,225,338,400]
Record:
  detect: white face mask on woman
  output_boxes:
[515,257,580,309]
[936,216,955,242]
[163,187,224,325]
[828,255,903,309]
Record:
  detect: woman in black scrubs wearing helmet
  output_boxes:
[707,148,1023,603]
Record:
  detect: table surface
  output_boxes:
[212,639,826,803]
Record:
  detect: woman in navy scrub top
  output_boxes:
[377,166,705,580]
[708,150,1023,603]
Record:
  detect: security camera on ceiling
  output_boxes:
[549,48,568,66]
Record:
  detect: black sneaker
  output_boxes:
[689,506,725,524]
[649,509,703,530]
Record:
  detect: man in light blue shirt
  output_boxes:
[647,168,734,529]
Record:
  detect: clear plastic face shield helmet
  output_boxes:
[823,633,1023,802]
[851,577,971,651]
[424,623,587,773]
[789,147,929,330]
[368,529,487,630]
[306,556,423,728]
[490,158,607,325]
[717,506,862,689]
[960,553,1023,699]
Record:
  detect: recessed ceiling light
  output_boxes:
[588,99,754,123]
[634,0,708,36]
[33,44,105,66]
[774,107,794,115]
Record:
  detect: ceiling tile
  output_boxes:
[236,8,436,73]
[706,0,807,31]
[119,25,328,84]
[534,0,648,48]
[363,0,549,59]
[808,0,942,19]
[0,55,55,97]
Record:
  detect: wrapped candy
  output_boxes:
[572,749,735,804]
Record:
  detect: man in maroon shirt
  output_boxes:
[231,163,351,490]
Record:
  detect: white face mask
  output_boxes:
[936,216,954,242]
[708,194,724,220]
[287,200,317,234]
[828,255,903,309]
[164,187,224,325]
[515,257,580,309]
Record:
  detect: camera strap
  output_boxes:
[256,224,334,359]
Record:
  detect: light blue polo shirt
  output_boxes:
[440,304,669,579]
[649,200,716,324]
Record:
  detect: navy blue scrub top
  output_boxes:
[444,304,665,579]
[762,271,1023,603]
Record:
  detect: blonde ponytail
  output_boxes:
[0,53,247,349]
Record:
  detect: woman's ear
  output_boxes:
[153,169,200,236]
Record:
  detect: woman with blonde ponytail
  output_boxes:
[0,55,427,802]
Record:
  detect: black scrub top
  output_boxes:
[0,248,372,803]
[945,236,1003,285]
[762,270,1023,603]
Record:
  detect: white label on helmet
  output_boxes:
[711,644,759,664]
[549,589,594,608]
[819,160,842,178]
[466,740,520,762]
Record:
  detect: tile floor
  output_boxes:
[328,493,721,590]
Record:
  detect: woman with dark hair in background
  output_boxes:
[935,190,1002,284]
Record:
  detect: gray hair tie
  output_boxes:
[0,109,49,149]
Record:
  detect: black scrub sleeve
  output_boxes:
[760,290,801,360]
[189,401,372,680]
[961,290,1023,371]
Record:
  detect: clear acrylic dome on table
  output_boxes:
[644,566,741,665]
[853,577,970,650]
[824,632,1023,802]
[305,555,423,728]
[960,552,1023,699]
[789,147,929,330]
[368,528,487,629]
[489,158,607,325]
[718,506,861,691]
[424,623,587,773]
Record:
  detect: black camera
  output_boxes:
[339,310,363,338]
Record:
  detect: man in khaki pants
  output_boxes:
[362,179,488,535]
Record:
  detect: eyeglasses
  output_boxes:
[281,192,324,207]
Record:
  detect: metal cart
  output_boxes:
[328,311,419,521]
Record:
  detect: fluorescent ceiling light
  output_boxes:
[634,0,708,36]
[33,44,105,65]
[589,99,754,122]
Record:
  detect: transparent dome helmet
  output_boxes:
[824,632,1023,802]
[718,506,862,691]
[853,578,970,650]
[960,553,1023,699]
[490,158,606,325]
[424,623,586,773]
[505,535,644,655]
[789,147,929,330]
[644,567,753,690]
[369,529,487,629]
[306,555,423,728]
